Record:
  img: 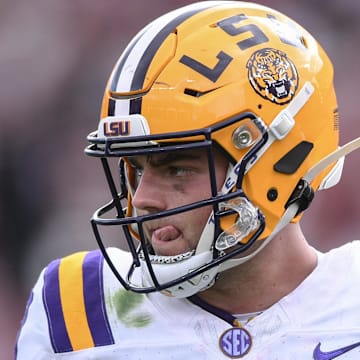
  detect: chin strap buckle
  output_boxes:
[285,179,314,216]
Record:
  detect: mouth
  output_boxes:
[152,225,181,242]
[146,224,188,257]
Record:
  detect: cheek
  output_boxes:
[173,178,213,204]
[184,204,213,239]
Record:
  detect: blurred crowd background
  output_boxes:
[1,0,359,358]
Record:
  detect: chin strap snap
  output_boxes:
[285,179,314,216]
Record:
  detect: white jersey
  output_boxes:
[16,241,360,359]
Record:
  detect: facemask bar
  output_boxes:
[86,112,269,293]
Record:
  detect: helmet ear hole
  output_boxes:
[267,188,278,202]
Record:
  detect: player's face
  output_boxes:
[128,148,229,257]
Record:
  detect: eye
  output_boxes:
[168,166,192,177]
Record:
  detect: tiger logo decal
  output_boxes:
[246,48,299,105]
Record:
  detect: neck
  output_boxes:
[196,223,317,314]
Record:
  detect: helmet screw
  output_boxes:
[232,126,253,149]
[267,188,278,201]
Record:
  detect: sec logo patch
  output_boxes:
[219,327,252,358]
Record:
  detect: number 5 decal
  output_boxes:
[217,14,269,50]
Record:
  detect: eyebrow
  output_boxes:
[127,151,203,168]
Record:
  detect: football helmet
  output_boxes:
[85,1,358,298]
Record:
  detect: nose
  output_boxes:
[131,168,166,213]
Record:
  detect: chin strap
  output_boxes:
[303,137,360,183]
[218,136,360,273]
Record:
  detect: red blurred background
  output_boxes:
[1,1,359,358]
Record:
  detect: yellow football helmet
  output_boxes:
[86,1,357,297]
